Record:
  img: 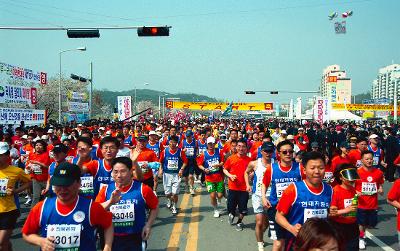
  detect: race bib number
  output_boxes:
[185,148,195,157]
[47,224,81,250]
[80,176,94,195]
[276,182,291,199]
[31,164,42,175]
[304,208,327,223]
[110,203,135,227]
[361,182,377,195]
[344,199,352,208]
[66,156,74,163]
[167,159,179,170]
[199,148,206,155]
[323,172,333,182]
[207,159,220,172]
[0,179,8,197]
[373,156,379,166]
[138,161,149,173]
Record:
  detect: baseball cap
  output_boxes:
[0,142,9,154]
[78,124,83,127]
[311,142,319,148]
[298,127,304,131]
[21,135,28,140]
[47,129,54,134]
[220,134,227,140]
[219,123,225,127]
[149,131,157,136]
[206,136,216,144]
[53,143,68,154]
[51,162,81,187]
[99,127,105,131]
[92,130,99,134]
[261,142,275,152]
[138,135,148,141]
[340,168,360,181]
[41,135,49,140]
[369,134,379,140]
[287,135,294,140]
[185,130,194,137]
[281,130,287,135]
[339,141,351,149]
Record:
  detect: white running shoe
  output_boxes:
[166,200,171,209]
[24,198,32,205]
[190,188,195,196]
[171,206,177,215]
[213,210,220,218]
[359,238,366,250]
[257,242,264,251]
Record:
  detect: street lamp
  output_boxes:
[59,47,86,124]
[158,93,168,118]
[134,82,149,112]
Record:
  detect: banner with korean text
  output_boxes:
[0,108,46,125]
[314,98,330,124]
[0,62,47,85]
[0,83,37,106]
[117,96,132,120]
[165,101,274,111]
[331,103,399,111]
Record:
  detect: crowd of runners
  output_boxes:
[0,118,400,251]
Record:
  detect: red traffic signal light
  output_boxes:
[137,26,170,37]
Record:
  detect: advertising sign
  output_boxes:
[332,103,399,111]
[165,101,273,111]
[117,96,132,121]
[0,62,47,85]
[0,108,46,125]
[314,98,330,124]
[68,102,89,112]
[0,84,37,105]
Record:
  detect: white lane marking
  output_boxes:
[365,231,396,251]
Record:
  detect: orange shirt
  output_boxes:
[387,179,400,231]
[136,148,159,180]
[27,151,52,181]
[249,141,262,161]
[22,197,112,235]
[330,185,357,224]
[276,182,324,215]
[348,149,362,167]
[355,167,384,209]
[331,155,351,173]
[223,154,251,191]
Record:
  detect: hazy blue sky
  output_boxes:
[1,0,399,104]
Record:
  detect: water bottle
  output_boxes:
[348,194,358,217]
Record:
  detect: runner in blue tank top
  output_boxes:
[367,134,387,171]
[22,162,113,251]
[96,157,159,251]
[43,143,68,197]
[180,130,198,195]
[276,151,333,251]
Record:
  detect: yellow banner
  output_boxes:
[331,103,397,111]
[165,101,274,111]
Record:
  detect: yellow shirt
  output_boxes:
[0,165,31,213]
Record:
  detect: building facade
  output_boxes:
[320,65,352,104]
[371,64,400,101]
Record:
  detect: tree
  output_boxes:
[36,76,88,120]
[134,100,157,114]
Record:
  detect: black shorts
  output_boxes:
[112,233,146,251]
[0,209,20,230]
[183,159,200,177]
[267,206,288,240]
[227,190,249,215]
[357,208,378,227]
[143,177,155,190]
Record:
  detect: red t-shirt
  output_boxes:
[331,155,351,173]
[223,154,251,191]
[387,179,400,231]
[276,181,324,215]
[330,185,357,224]
[196,150,224,183]
[22,197,112,235]
[137,148,159,180]
[348,149,362,167]
[28,151,52,181]
[11,135,23,150]
[355,167,384,209]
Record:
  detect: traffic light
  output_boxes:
[137,26,170,37]
[270,91,279,94]
[245,91,256,94]
[67,29,100,38]
[70,74,88,82]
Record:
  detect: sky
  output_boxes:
[1,0,399,104]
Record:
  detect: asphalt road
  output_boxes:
[11,182,399,251]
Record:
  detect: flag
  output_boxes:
[222,102,233,117]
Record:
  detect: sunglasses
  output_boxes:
[280,150,294,155]
[262,149,274,153]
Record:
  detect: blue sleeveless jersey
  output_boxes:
[217,142,224,151]
[287,181,332,232]
[162,147,183,174]
[40,196,96,251]
[197,139,207,155]
[146,142,161,158]
[203,150,221,175]
[257,146,277,161]
[93,159,113,196]
[105,182,146,234]
[367,145,382,167]
[182,139,197,160]
[124,135,134,146]
[269,162,302,206]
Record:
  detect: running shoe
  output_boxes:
[235,222,244,231]
[359,238,366,250]
[171,206,177,215]
[228,213,235,225]
[213,210,220,218]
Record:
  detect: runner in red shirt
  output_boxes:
[331,141,351,172]
[387,179,400,249]
[131,135,158,189]
[355,150,384,250]
[348,138,368,168]
[223,139,252,231]
[329,163,360,250]
[293,128,309,151]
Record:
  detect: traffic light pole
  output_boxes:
[89,62,93,120]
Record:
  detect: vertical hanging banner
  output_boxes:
[314,98,330,124]
[117,96,132,121]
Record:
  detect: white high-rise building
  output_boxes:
[320,65,352,104]
[371,64,400,101]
